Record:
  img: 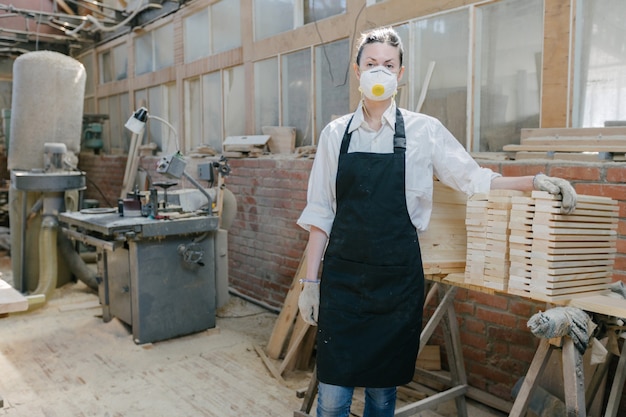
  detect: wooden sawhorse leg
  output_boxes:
[509,337,586,417]
[294,364,318,417]
[395,283,468,417]
[604,335,626,417]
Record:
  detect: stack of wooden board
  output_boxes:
[510,191,618,301]
[508,195,537,296]
[419,180,468,275]
[464,190,526,290]
[464,190,618,301]
[465,194,488,285]
[502,127,626,161]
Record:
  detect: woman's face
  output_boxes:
[355,42,404,80]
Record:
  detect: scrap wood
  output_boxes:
[254,345,286,385]
[266,245,308,359]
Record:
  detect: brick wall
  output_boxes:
[65,153,626,410]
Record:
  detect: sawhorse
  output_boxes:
[295,282,469,417]
[511,327,626,417]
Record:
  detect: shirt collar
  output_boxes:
[350,101,397,134]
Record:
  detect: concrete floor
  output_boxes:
[0,267,506,417]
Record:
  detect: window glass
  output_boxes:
[315,39,350,138]
[98,93,129,153]
[223,65,246,138]
[185,77,203,150]
[184,8,210,63]
[410,10,469,146]
[474,0,542,151]
[112,43,128,81]
[203,72,223,153]
[254,0,294,40]
[79,52,95,95]
[100,50,113,83]
[212,0,242,54]
[282,48,312,147]
[134,33,153,76]
[574,0,626,127]
[254,57,279,133]
[304,0,345,23]
[154,24,174,71]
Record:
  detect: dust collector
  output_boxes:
[8,51,87,308]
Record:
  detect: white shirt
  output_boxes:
[297,102,500,235]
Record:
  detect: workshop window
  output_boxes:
[304,0,346,24]
[253,0,345,41]
[134,23,174,76]
[135,83,178,154]
[184,71,224,153]
[99,43,127,83]
[282,48,313,147]
[314,38,350,137]
[473,0,543,152]
[183,1,241,64]
[79,51,96,114]
[223,65,246,139]
[97,92,130,153]
[254,57,279,133]
[407,10,469,148]
[573,0,626,128]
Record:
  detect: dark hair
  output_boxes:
[355,27,404,66]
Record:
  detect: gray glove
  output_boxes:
[533,174,577,214]
[298,282,319,326]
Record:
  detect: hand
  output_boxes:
[298,282,319,326]
[533,174,577,214]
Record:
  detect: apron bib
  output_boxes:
[317,109,425,388]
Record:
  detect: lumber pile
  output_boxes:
[465,190,526,290]
[419,180,468,275]
[502,127,626,161]
[223,135,269,158]
[465,191,619,301]
[509,191,618,301]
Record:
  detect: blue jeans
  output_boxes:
[316,382,396,417]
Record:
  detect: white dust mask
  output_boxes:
[359,66,398,101]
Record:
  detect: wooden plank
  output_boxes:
[521,126,626,139]
[0,278,28,315]
[502,144,626,153]
[265,246,308,359]
[262,126,296,154]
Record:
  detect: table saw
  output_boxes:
[59,210,220,344]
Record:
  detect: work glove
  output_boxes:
[298,282,320,326]
[533,174,577,214]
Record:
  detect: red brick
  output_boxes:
[501,163,546,177]
[575,183,626,201]
[548,165,601,181]
[606,166,626,182]
[475,307,518,327]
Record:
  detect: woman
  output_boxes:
[297,26,576,417]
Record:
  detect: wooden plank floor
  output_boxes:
[0,266,506,417]
[0,274,309,417]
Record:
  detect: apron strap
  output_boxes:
[393,107,406,154]
[340,108,406,155]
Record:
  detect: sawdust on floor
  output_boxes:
[0,260,505,417]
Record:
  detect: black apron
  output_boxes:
[317,108,425,388]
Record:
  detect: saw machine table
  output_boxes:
[59,211,220,344]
